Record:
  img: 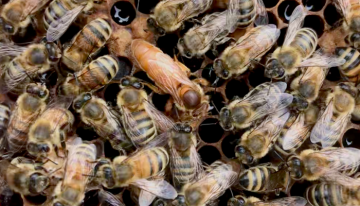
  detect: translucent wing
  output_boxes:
[47,6,84,42]
[243,82,287,100]
[139,190,157,206]
[22,0,51,19]
[334,0,351,20]
[299,50,346,68]
[226,0,240,32]
[120,107,144,147]
[0,43,26,57]
[299,67,327,86]
[283,5,307,46]
[254,196,307,206]
[310,101,349,147]
[176,0,210,23]
[98,189,125,206]
[143,99,175,133]
[254,0,269,25]
[132,179,177,200]
[323,171,360,187]
[315,147,360,172]
[282,113,311,150]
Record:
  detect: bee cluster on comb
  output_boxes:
[1,0,360,206]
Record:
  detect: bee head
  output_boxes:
[219,107,233,131]
[120,77,143,90]
[29,173,49,194]
[44,41,61,63]
[73,93,92,112]
[213,58,230,79]
[292,95,309,111]
[265,59,285,79]
[339,82,358,97]
[102,166,116,188]
[147,18,165,36]
[287,155,304,180]
[0,17,15,35]
[185,188,204,206]
[227,196,246,206]
[177,38,193,58]
[27,142,51,157]
[26,84,49,99]
[235,145,254,165]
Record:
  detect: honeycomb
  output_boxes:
[1,0,360,205]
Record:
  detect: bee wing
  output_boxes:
[334,0,351,20]
[139,190,157,206]
[243,82,287,100]
[132,179,177,200]
[22,0,51,19]
[254,0,269,25]
[299,50,345,68]
[323,171,360,187]
[299,67,327,86]
[47,5,84,42]
[226,0,240,32]
[120,106,144,148]
[0,43,27,57]
[98,189,125,206]
[176,0,208,23]
[310,101,349,148]
[283,5,307,47]
[254,196,307,206]
[143,99,175,133]
[282,113,311,150]
[316,147,360,171]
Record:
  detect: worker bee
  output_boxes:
[168,123,203,193]
[94,147,177,205]
[98,189,125,206]
[0,157,50,196]
[213,24,279,79]
[219,82,293,131]
[306,183,360,206]
[310,82,357,148]
[117,76,175,147]
[0,103,11,138]
[353,84,360,121]
[335,47,360,83]
[27,103,74,158]
[0,43,59,93]
[334,0,360,49]
[62,18,112,72]
[228,195,307,206]
[0,83,49,159]
[147,0,212,34]
[286,147,360,186]
[52,137,98,206]
[265,5,345,79]
[73,92,130,152]
[59,55,119,96]
[177,0,241,58]
[235,109,290,165]
[0,0,50,35]
[131,39,209,119]
[237,164,290,193]
[182,161,237,206]
[274,105,319,156]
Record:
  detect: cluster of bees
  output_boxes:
[2,0,360,206]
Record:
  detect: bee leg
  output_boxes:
[192,78,210,87]
[34,165,49,173]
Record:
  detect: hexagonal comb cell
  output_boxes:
[342,129,360,148]
[198,118,224,143]
[278,0,300,23]
[302,0,326,11]
[198,145,222,164]
[303,15,325,37]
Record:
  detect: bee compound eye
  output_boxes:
[84,93,92,101]
[247,155,254,164]
[235,146,245,154]
[147,17,155,25]
[3,22,14,34]
[121,78,130,86]
[157,27,166,36]
[184,125,192,133]
[132,82,142,89]
[54,202,63,206]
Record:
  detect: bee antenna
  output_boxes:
[249,59,266,68]
[174,107,181,122]
[229,188,234,198]
[45,157,58,165]
[273,150,286,163]
[211,100,220,115]
[48,167,61,176]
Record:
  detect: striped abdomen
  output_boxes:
[238,166,277,192]
[290,28,318,59]
[172,152,196,191]
[4,58,30,91]
[126,147,169,179]
[306,183,348,206]
[125,109,157,147]
[237,0,256,28]
[336,47,360,83]
[0,103,10,137]
[43,0,69,29]
[75,55,119,92]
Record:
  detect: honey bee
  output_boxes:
[62,18,112,72]
[352,84,360,121]
[219,82,293,131]
[236,0,268,27]
[0,44,58,93]
[0,157,50,196]
[52,137,98,206]
[59,55,120,96]
[0,83,49,158]
[0,0,50,35]
[310,82,357,148]
[27,103,74,158]
[116,76,175,147]
[73,92,130,152]
[265,5,345,79]
[335,47,360,83]
[177,0,241,58]
[0,103,11,138]
[334,0,360,49]
[131,39,209,119]
[237,164,290,193]
[274,105,319,156]
[147,0,212,34]
[213,24,279,79]
[228,195,307,206]
[290,67,327,110]
[286,147,360,186]
[182,161,237,206]
[235,109,290,165]
[168,123,203,193]
[306,183,360,206]
[94,147,177,205]
[98,189,125,206]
